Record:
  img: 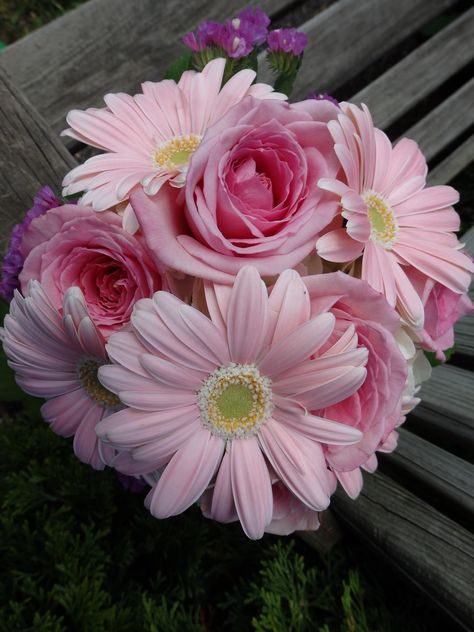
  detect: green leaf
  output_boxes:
[425,345,455,367]
[164,51,193,82]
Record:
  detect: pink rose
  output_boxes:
[302,272,407,496]
[132,97,340,283]
[407,269,473,361]
[19,205,163,336]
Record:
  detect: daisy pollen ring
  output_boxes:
[197,363,273,440]
[153,134,202,170]
[76,357,121,409]
[363,191,398,249]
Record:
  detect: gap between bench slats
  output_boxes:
[0,0,292,137]
[332,471,473,631]
[350,7,474,130]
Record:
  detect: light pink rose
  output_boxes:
[407,269,473,361]
[19,205,163,336]
[131,97,340,283]
[303,272,407,496]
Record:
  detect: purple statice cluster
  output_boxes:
[183,6,270,59]
[0,186,61,302]
[267,28,308,56]
[308,92,340,107]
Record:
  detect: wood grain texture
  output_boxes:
[332,471,474,631]
[258,0,457,99]
[428,135,474,186]
[402,77,474,162]
[0,67,76,253]
[410,364,474,457]
[0,0,292,136]
[382,428,474,519]
[350,8,474,129]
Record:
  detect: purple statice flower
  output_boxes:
[0,186,61,302]
[308,92,340,107]
[233,6,270,46]
[183,7,269,59]
[183,21,221,52]
[116,472,147,493]
[215,21,254,59]
[267,28,308,55]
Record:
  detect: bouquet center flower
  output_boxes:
[153,134,202,169]
[77,357,121,409]
[363,191,398,248]
[198,364,273,440]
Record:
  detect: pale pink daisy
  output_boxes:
[96,267,367,539]
[316,103,474,328]
[61,58,285,232]
[0,282,119,469]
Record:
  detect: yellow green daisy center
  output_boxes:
[77,357,121,409]
[363,191,398,249]
[153,134,202,170]
[198,364,273,440]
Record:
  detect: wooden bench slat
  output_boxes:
[402,77,474,162]
[459,224,474,257]
[283,0,458,99]
[350,7,474,129]
[382,428,474,519]
[0,68,76,253]
[0,0,292,136]
[410,364,474,456]
[332,471,474,631]
[428,134,474,186]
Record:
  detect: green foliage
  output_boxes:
[164,51,194,82]
[0,0,85,44]
[425,346,455,367]
[0,413,449,631]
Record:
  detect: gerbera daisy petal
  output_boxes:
[149,428,224,518]
[316,229,365,263]
[259,420,331,511]
[259,313,335,378]
[335,468,363,499]
[2,284,118,468]
[227,266,268,363]
[210,450,239,524]
[230,436,273,539]
[267,269,310,344]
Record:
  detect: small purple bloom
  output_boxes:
[308,92,340,107]
[183,20,222,52]
[267,28,308,56]
[234,6,270,46]
[216,21,254,59]
[0,186,61,302]
[116,471,147,493]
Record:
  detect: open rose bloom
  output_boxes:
[1,46,472,539]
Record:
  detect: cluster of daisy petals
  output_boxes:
[1,52,472,539]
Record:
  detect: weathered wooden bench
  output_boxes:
[1,0,473,628]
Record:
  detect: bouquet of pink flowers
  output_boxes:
[1,8,472,539]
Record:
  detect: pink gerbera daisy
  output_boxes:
[96,267,367,539]
[1,282,119,469]
[61,58,285,232]
[316,103,474,328]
